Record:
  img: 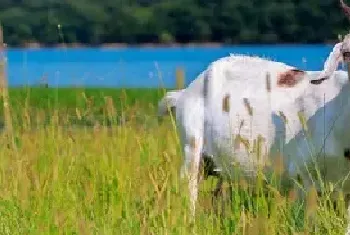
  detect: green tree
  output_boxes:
[0,0,349,45]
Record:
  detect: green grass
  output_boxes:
[0,87,348,234]
[0,87,166,130]
[4,87,165,114]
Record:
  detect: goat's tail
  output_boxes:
[158,89,184,116]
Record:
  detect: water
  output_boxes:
[4,44,338,88]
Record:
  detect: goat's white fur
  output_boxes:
[159,54,350,226]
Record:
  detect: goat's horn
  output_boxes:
[340,0,350,19]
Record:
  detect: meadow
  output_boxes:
[0,87,347,235]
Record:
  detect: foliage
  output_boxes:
[0,0,349,46]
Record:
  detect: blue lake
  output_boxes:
[4,44,340,88]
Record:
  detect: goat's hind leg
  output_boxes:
[186,136,204,219]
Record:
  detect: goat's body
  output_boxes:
[159,54,350,216]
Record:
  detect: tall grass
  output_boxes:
[0,87,348,234]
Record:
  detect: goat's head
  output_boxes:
[340,0,350,61]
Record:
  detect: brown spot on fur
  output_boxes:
[222,94,230,112]
[277,69,305,88]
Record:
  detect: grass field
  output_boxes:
[0,87,348,234]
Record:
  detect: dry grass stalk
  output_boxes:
[305,186,318,218]
[93,120,100,135]
[256,135,265,161]
[239,178,248,191]
[234,134,250,153]
[347,61,350,82]
[266,72,271,92]
[222,94,230,112]
[78,217,91,235]
[0,25,14,142]
[52,110,59,126]
[279,111,288,124]
[288,188,298,203]
[67,129,75,143]
[105,96,116,119]
[246,217,259,235]
[84,181,94,204]
[234,134,241,150]
[243,98,253,116]
[75,108,82,120]
[175,67,185,89]
[297,111,308,132]
[24,95,31,129]
[273,153,285,176]
[253,215,270,235]
[54,210,66,229]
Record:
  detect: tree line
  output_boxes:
[0,0,349,46]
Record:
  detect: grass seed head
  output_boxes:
[222,94,230,113]
[266,72,271,93]
[243,98,253,116]
[306,186,318,217]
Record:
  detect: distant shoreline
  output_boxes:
[3,41,339,49]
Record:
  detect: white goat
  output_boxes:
[158,1,350,233]
[158,54,350,219]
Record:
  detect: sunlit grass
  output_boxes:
[0,88,348,234]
